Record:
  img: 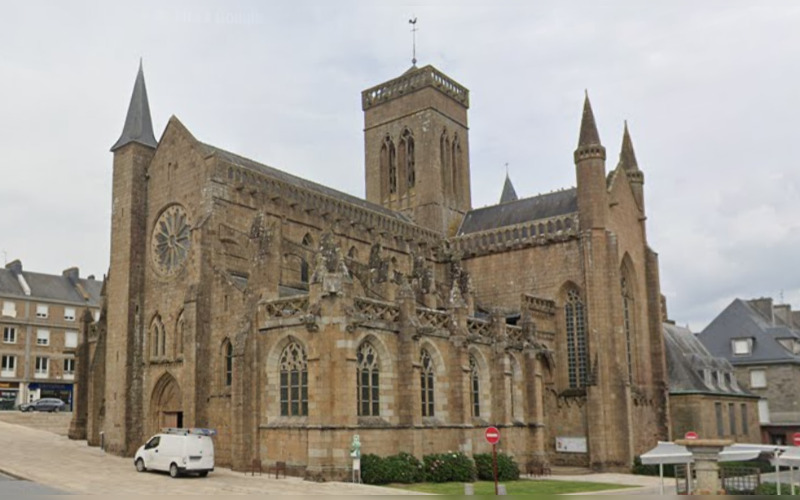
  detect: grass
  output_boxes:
[389,479,637,495]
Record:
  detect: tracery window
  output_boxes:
[621,277,634,383]
[469,355,480,418]
[280,341,308,416]
[300,234,313,284]
[151,316,165,359]
[420,349,435,417]
[175,311,185,357]
[357,342,380,416]
[565,289,588,388]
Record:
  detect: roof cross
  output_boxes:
[409,17,418,66]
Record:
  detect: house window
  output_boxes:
[64,307,76,322]
[469,355,480,418]
[36,304,49,319]
[1,301,16,318]
[732,338,752,356]
[741,403,749,435]
[1,355,15,377]
[63,358,75,376]
[34,357,48,378]
[420,349,435,417]
[2,327,15,344]
[565,289,588,388]
[728,403,736,435]
[356,342,380,417]
[749,369,767,389]
[36,329,50,346]
[279,341,308,417]
[65,331,78,349]
[715,402,724,437]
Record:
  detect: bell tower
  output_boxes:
[362,65,472,235]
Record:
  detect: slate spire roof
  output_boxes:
[111,60,158,152]
[618,121,639,171]
[577,91,601,147]
[499,173,518,204]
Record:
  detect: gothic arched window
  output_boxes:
[223,339,233,387]
[469,355,480,418]
[151,316,165,359]
[402,129,415,189]
[420,349,435,417]
[565,289,588,388]
[301,233,313,284]
[357,342,380,416]
[175,311,185,357]
[452,133,461,199]
[382,136,397,195]
[621,276,634,384]
[440,131,452,198]
[280,341,308,416]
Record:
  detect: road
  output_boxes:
[0,472,65,496]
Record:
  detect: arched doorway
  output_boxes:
[150,372,183,433]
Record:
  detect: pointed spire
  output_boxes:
[578,91,602,147]
[111,60,157,152]
[618,121,639,171]
[499,173,518,204]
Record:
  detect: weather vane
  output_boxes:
[409,17,418,66]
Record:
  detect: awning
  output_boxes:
[640,441,765,465]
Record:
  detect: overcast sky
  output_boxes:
[1,1,799,330]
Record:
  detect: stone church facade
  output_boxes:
[70,61,669,477]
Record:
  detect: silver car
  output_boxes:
[18,398,66,412]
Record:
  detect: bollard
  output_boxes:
[498,484,507,495]
[463,483,474,495]
[99,431,104,451]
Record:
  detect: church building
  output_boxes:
[70,59,670,477]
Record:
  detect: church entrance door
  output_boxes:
[150,373,183,434]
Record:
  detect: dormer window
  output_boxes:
[777,338,800,354]
[732,338,753,356]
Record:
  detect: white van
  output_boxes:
[134,428,215,478]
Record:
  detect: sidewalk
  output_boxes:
[0,418,417,495]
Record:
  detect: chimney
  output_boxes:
[62,267,80,285]
[749,297,774,324]
[773,304,793,326]
[5,260,22,275]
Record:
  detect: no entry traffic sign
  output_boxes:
[793,432,800,447]
[485,426,500,444]
[684,431,699,440]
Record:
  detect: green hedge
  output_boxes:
[474,452,520,481]
[361,452,424,484]
[423,452,477,483]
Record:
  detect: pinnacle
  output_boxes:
[619,120,639,171]
[577,91,602,148]
[499,173,518,204]
[111,61,158,152]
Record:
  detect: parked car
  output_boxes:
[18,398,66,412]
[134,428,215,478]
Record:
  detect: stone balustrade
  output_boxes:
[449,213,580,257]
[361,65,469,110]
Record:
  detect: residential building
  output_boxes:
[697,297,800,444]
[0,260,101,410]
[664,322,760,443]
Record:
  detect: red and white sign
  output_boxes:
[684,431,699,440]
[793,432,800,447]
[485,426,500,445]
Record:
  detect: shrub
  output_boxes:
[423,452,476,483]
[754,482,795,495]
[361,452,424,485]
[474,452,520,481]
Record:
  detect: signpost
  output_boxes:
[684,431,699,440]
[485,427,500,495]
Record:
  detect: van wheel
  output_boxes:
[135,459,146,472]
[169,463,179,478]
[198,471,208,477]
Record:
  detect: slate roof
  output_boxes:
[458,188,577,235]
[201,143,413,224]
[0,266,102,306]
[664,322,754,397]
[698,299,800,366]
[111,61,157,152]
